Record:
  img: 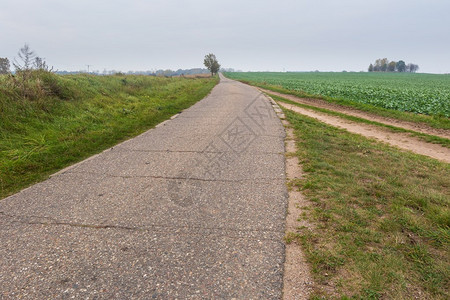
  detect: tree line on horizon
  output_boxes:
[0,55,211,77]
[368,58,419,73]
[0,44,217,77]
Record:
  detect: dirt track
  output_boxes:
[259,88,450,140]
[262,90,450,163]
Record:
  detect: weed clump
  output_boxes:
[0,70,77,102]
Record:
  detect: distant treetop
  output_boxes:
[204,53,220,76]
[368,58,419,73]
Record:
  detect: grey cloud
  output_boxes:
[1,0,449,73]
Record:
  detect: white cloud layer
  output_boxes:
[1,0,449,73]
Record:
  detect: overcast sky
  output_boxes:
[1,0,449,73]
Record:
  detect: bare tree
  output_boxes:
[204,53,220,76]
[13,44,36,72]
[0,57,10,74]
[11,44,51,98]
[34,56,51,71]
[373,58,383,72]
[407,63,419,73]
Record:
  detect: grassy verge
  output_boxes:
[269,94,450,148]
[0,72,219,200]
[283,108,449,299]
[232,79,450,130]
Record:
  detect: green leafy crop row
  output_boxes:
[225,72,450,117]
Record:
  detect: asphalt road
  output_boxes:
[0,74,288,299]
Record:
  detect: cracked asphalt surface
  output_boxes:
[0,74,288,299]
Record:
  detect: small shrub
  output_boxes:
[2,70,78,101]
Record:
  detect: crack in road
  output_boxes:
[56,171,285,183]
[0,211,284,241]
[112,148,284,155]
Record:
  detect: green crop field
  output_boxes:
[225,72,450,118]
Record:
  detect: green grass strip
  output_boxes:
[283,108,449,299]
[0,74,219,200]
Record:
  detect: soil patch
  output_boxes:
[268,98,314,299]
[278,102,450,163]
[260,88,450,139]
